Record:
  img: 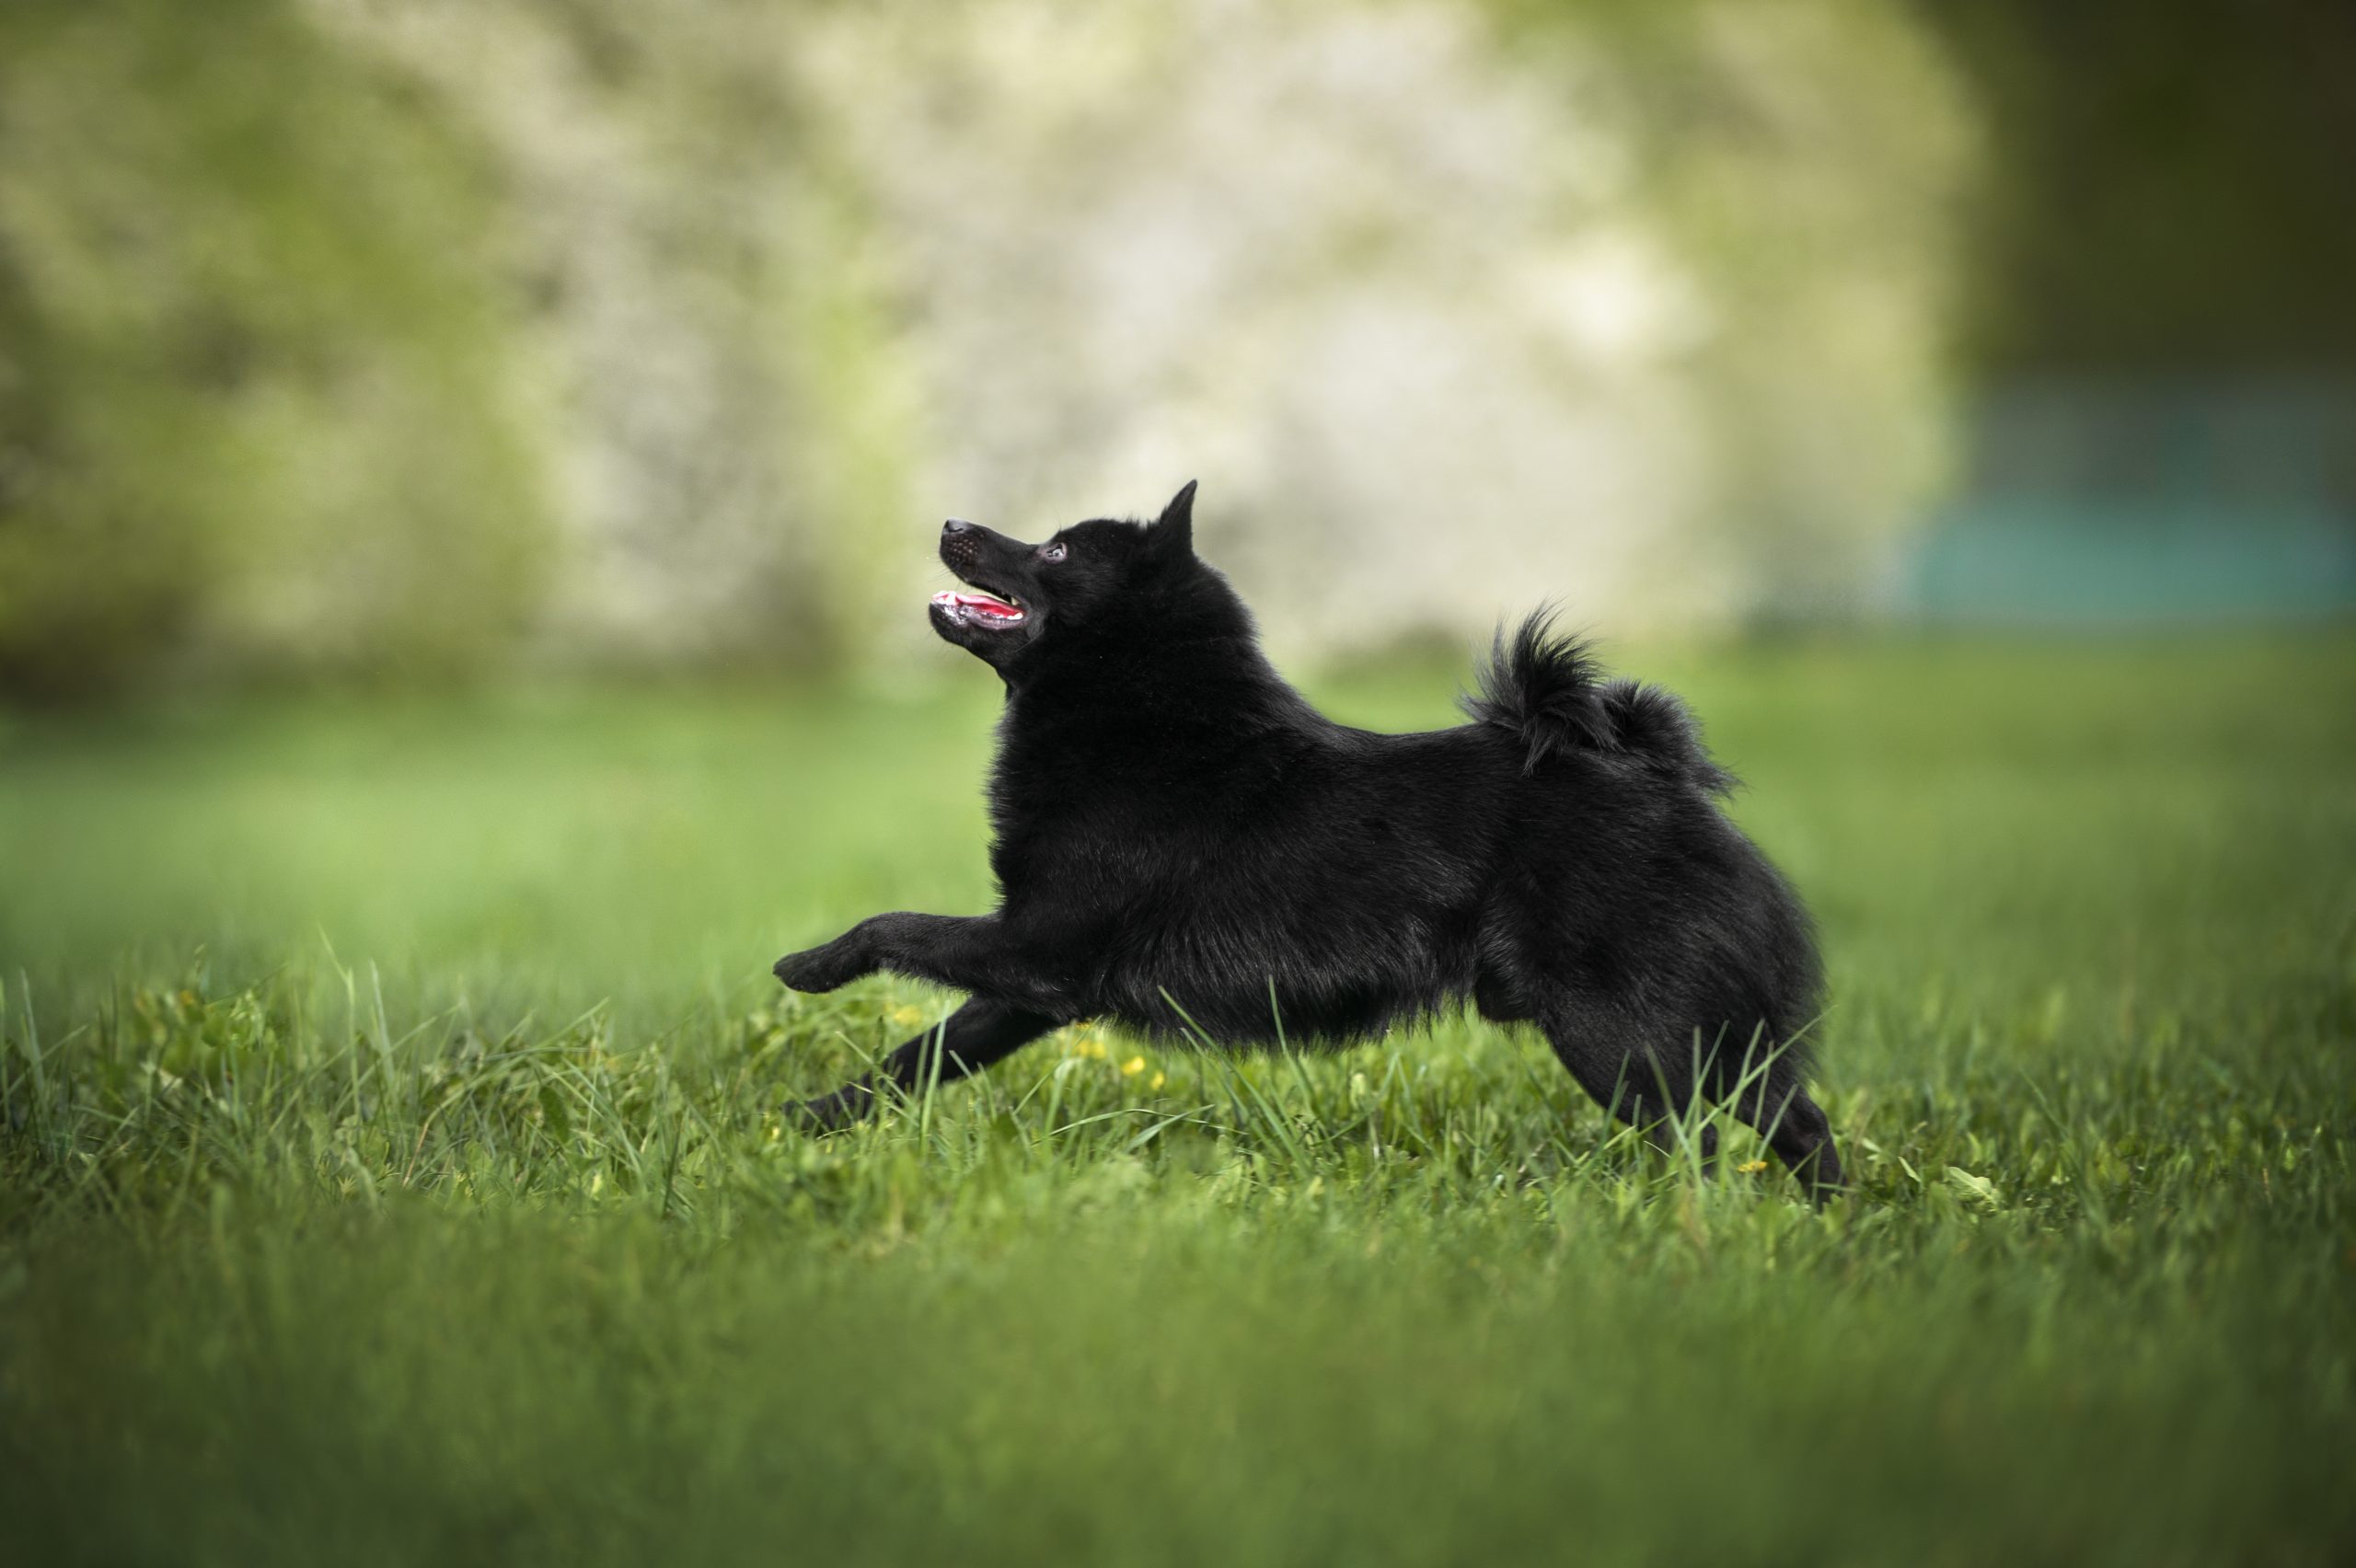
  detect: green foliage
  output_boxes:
[0,0,548,700]
[0,636,2351,1560]
[0,0,1988,695]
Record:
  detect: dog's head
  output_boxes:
[930,481,1218,674]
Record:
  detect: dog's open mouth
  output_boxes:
[931,588,1026,628]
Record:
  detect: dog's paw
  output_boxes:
[783,1085,872,1136]
[772,935,872,993]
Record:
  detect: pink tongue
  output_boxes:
[947,591,1020,618]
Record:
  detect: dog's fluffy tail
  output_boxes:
[1461,609,1736,794]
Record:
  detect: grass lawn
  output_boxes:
[3,633,2352,1566]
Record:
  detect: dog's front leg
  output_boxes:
[771,922,884,993]
[774,913,1075,1015]
[791,996,1067,1132]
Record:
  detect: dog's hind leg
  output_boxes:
[1726,1068,1846,1205]
[790,997,1064,1134]
[1536,1002,1718,1172]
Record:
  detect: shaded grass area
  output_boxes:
[3,634,2354,1565]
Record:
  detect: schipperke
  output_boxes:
[774,483,1844,1198]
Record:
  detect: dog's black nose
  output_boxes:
[942,518,972,536]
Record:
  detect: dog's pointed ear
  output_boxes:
[1153,480,1197,556]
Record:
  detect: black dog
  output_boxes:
[775,483,1844,1197]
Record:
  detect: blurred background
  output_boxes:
[4,0,2350,702]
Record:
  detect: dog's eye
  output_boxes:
[1042,542,1068,563]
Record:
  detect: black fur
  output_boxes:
[776,484,1844,1198]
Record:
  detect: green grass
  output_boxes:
[3,634,2353,1566]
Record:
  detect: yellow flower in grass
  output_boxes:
[886,1004,929,1029]
[1149,1071,1166,1091]
[1735,1159,1770,1175]
[1120,1055,1146,1077]
[1067,1029,1106,1060]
